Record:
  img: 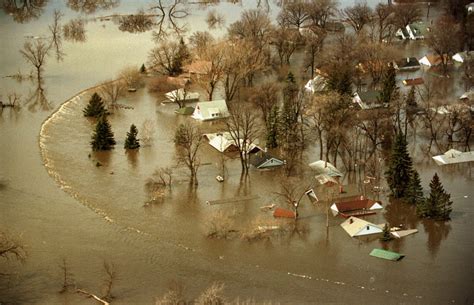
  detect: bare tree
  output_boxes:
[271,24,300,66]
[307,0,338,29]
[392,4,422,28]
[249,82,279,125]
[206,9,225,29]
[356,39,399,85]
[119,66,143,89]
[49,9,65,61]
[228,9,273,50]
[194,42,225,100]
[225,103,261,175]
[195,282,226,305]
[102,261,117,301]
[59,258,75,293]
[372,3,395,43]
[99,80,126,111]
[341,3,373,35]
[302,26,327,78]
[0,231,26,262]
[148,38,186,76]
[188,31,214,56]
[140,119,156,146]
[278,1,310,30]
[2,0,47,23]
[20,40,50,83]
[426,15,462,76]
[174,122,203,185]
[63,18,86,42]
[418,83,445,152]
[275,178,311,219]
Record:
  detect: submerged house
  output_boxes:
[396,23,429,40]
[330,198,383,216]
[340,216,383,237]
[432,149,474,165]
[309,160,342,177]
[250,153,285,169]
[192,100,229,121]
[165,89,200,103]
[452,51,471,63]
[352,90,384,110]
[205,132,262,154]
[304,74,328,94]
[402,77,424,86]
[393,57,420,71]
[419,54,448,67]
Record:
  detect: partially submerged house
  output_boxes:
[250,153,285,169]
[165,89,200,103]
[370,249,405,261]
[340,216,383,237]
[192,100,229,121]
[419,54,448,67]
[432,149,474,165]
[396,23,429,40]
[304,74,328,94]
[391,229,418,239]
[352,90,384,110]
[273,207,296,218]
[393,57,420,71]
[205,132,262,154]
[330,198,383,217]
[460,88,474,101]
[452,51,471,63]
[402,77,424,86]
[309,160,342,177]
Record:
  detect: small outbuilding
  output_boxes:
[340,216,383,237]
[165,89,200,103]
[370,249,405,261]
[192,100,229,121]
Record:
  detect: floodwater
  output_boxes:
[1,1,473,304]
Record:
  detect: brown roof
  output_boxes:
[403,77,424,86]
[183,60,211,75]
[273,207,296,218]
[334,199,378,213]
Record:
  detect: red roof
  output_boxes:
[403,78,424,86]
[334,199,379,212]
[273,207,296,218]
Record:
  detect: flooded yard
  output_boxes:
[1,1,473,304]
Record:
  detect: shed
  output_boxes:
[165,89,200,103]
[309,160,342,177]
[340,216,383,237]
[192,100,229,121]
[250,153,285,169]
[369,248,405,261]
[273,207,295,218]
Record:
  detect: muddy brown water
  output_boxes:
[1,1,473,304]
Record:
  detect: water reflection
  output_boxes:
[150,0,189,40]
[2,0,48,23]
[25,83,51,112]
[66,0,119,14]
[422,219,451,257]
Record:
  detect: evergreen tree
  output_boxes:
[327,63,353,96]
[266,104,279,149]
[171,38,190,75]
[174,123,188,146]
[124,124,140,149]
[381,223,393,241]
[420,173,453,220]
[378,63,399,105]
[385,133,413,199]
[406,169,424,205]
[140,64,146,73]
[405,86,417,108]
[83,93,107,117]
[91,115,116,151]
[283,72,298,103]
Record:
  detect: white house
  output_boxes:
[452,51,471,63]
[192,100,229,121]
[304,74,328,93]
[251,153,285,169]
[467,2,474,13]
[340,217,383,238]
[396,23,429,40]
[205,132,262,154]
[419,54,447,67]
[309,160,342,177]
[432,149,474,165]
[165,89,200,103]
[352,90,383,110]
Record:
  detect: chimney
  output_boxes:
[349,218,354,224]
[407,57,410,63]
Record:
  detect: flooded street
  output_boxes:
[1,1,473,304]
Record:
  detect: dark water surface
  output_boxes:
[1,1,473,304]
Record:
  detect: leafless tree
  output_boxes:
[341,3,373,35]
[2,0,47,23]
[119,66,143,89]
[25,83,51,112]
[271,24,300,66]
[0,231,26,262]
[426,15,462,76]
[102,261,117,301]
[278,1,310,30]
[63,18,86,42]
[356,39,399,85]
[372,3,395,43]
[174,122,203,185]
[307,0,338,29]
[274,178,311,219]
[188,31,214,56]
[59,258,75,293]
[148,38,184,76]
[228,9,273,49]
[49,9,65,61]
[302,26,327,78]
[20,39,50,83]
[418,83,445,152]
[67,0,119,14]
[118,10,155,33]
[194,42,225,100]
[392,4,422,28]
[99,80,126,111]
[206,9,225,29]
[249,82,279,125]
[225,103,261,174]
[195,282,226,305]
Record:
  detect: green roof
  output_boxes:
[175,106,195,115]
[370,248,405,261]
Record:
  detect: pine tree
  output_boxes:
[378,63,399,105]
[385,133,413,199]
[171,37,190,75]
[91,115,116,151]
[405,86,417,108]
[124,124,140,149]
[140,64,146,74]
[381,223,393,241]
[83,93,107,117]
[406,169,424,205]
[266,104,279,149]
[174,123,188,146]
[421,173,453,220]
